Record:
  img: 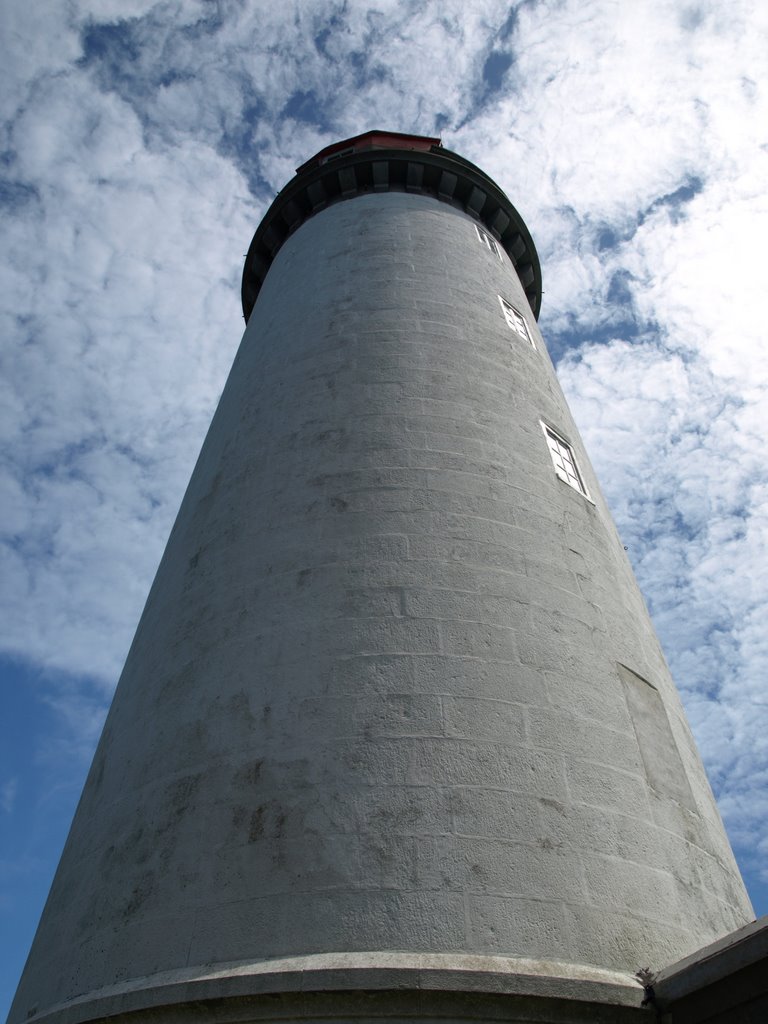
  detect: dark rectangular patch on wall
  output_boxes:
[618,664,697,812]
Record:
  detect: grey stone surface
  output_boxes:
[13,953,648,1024]
[9,189,753,1024]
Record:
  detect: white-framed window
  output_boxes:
[541,423,590,498]
[475,223,501,259]
[498,296,534,347]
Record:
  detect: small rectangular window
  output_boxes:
[475,224,501,259]
[498,296,534,347]
[541,423,589,497]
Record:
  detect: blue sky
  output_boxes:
[2,0,768,1015]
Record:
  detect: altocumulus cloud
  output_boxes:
[1,0,768,984]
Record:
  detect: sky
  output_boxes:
[1,0,767,1014]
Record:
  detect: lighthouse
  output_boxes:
[9,132,754,1024]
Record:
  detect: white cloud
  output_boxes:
[0,779,17,815]
[1,57,256,682]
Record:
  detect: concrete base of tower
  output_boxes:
[21,953,649,1024]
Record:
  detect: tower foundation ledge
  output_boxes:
[25,952,648,1024]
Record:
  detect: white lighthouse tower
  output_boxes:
[8,132,753,1024]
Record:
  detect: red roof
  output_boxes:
[296,131,441,175]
